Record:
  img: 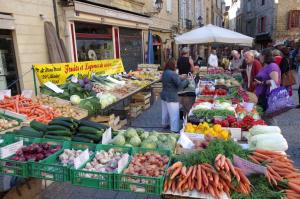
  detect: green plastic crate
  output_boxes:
[70,144,132,189]
[114,147,171,195]
[0,135,65,177]
[30,141,96,182]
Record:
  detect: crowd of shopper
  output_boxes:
[160,45,300,132]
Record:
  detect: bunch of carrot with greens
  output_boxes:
[249,149,300,199]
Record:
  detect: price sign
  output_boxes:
[102,127,112,144]
[44,82,64,93]
[0,140,23,159]
[117,153,129,173]
[74,149,89,169]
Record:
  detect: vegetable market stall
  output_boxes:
[32,59,161,123]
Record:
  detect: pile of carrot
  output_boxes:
[0,95,61,123]
[249,149,300,199]
[164,154,251,199]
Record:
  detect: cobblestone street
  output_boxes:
[40,91,300,199]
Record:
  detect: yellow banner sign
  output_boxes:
[33,59,125,85]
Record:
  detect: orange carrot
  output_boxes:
[186,166,193,178]
[252,151,270,160]
[248,155,260,164]
[215,154,222,161]
[201,166,209,187]
[288,181,300,193]
[171,166,182,180]
[171,161,183,170]
[181,166,187,177]
[197,165,202,190]
[220,155,226,167]
[208,185,216,197]
[192,166,196,179]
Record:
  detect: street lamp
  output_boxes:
[198,16,203,27]
[155,0,163,13]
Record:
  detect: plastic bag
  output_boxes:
[178,73,196,95]
[265,86,296,116]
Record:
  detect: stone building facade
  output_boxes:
[0,0,180,92]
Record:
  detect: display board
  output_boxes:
[33,59,125,85]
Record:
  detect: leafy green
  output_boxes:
[174,139,249,166]
[231,175,285,199]
[192,109,235,118]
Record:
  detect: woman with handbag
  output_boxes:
[161,58,189,133]
[280,47,295,96]
[255,48,281,112]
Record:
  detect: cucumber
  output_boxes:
[44,135,72,141]
[49,120,74,129]
[47,125,70,131]
[79,120,108,130]
[21,127,40,133]
[30,120,48,132]
[52,117,74,123]
[45,130,72,137]
[72,136,94,143]
[78,126,103,135]
[76,133,101,142]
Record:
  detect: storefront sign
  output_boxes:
[33,59,125,85]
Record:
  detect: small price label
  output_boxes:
[74,149,89,169]
[233,155,267,176]
[44,82,64,93]
[117,153,129,173]
[0,90,11,100]
[21,90,33,98]
[102,127,112,144]
[0,140,23,159]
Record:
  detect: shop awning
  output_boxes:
[175,24,254,46]
[44,22,69,63]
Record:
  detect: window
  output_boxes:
[288,10,300,29]
[166,0,172,13]
[261,0,265,6]
[247,0,251,12]
[75,22,114,61]
[257,16,266,33]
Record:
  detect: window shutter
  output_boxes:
[262,16,266,32]
[167,0,172,13]
[257,17,261,33]
[288,11,292,29]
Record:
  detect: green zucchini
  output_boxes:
[76,133,101,142]
[15,130,44,138]
[72,136,94,143]
[45,130,72,137]
[79,120,108,130]
[30,120,48,132]
[44,135,72,141]
[49,120,74,129]
[78,126,103,135]
[47,125,70,131]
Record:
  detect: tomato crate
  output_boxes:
[70,144,132,190]
[30,141,97,182]
[0,135,65,177]
[114,147,171,195]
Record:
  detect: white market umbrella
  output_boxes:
[175,24,254,46]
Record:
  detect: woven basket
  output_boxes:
[246,91,258,104]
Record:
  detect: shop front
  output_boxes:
[0,14,20,94]
[64,1,150,71]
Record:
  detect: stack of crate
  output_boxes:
[89,114,124,130]
[132,92,151,111]
[151,82,162,99]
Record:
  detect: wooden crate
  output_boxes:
[130,110,142,118]
[90,114,115,123]
[132,92,151,101]
[143,103,151,110]
[129,103,142,113]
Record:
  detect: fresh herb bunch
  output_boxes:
[231,175,285,199]
[174,139,249,166]
[192,109,235,118]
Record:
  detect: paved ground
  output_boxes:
[40,90,300,199]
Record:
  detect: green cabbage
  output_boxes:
[141,141,157,149]
[129,136,141,147]
[140,131,149,140]
[109,134,125,146]
[125,128,138,139]
[147,135,158,142]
